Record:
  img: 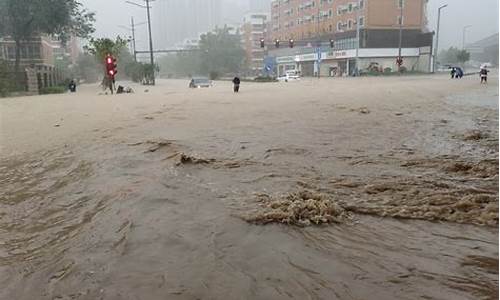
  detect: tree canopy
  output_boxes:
[439,47,471,65]
[0,0,95,71]
[158,26,245,78]
[0,0,95,41]
[198,26,245,75]
[84,37,128,62]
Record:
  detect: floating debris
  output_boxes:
[244,190,352,226]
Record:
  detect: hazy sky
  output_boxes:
[80,0,499,51]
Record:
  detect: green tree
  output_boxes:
[439,47,470,66]
[0,0,95,72]
[74,53,100,83]
[198,26,245,76]
[84,37,128,64]
[456,50,471,65]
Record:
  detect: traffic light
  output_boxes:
[260,38,265,48]
[105,54,117,78]
[113,57,118,75]
[275,39,280,48]
[330,39,334,48]
[289,39,294,48]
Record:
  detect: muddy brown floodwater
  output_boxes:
[0,75,498,300]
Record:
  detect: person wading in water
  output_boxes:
[232,76,241,93]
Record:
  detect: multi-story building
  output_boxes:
[0,36,55,66]
[0,35,79,92]
[241,13,269,75]
[249,0,271,12]
[268,0,433,76]
[0,36,80,67]
[154,0,222,48]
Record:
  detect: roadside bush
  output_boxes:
[254,76,277,82]
[0,60,15,97]
[400,66,408,73]
[40,86,66,94]
[209,71,219,80]
[384,67,392,73]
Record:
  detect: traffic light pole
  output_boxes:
[355,5,360,77]
[145,0,155,85]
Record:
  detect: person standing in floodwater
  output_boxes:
[232,76,241,93]
[450,67,456,79]
[480,68,489,84]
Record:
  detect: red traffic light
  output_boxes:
[105,55,117,78]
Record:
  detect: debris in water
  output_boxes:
[351,107,371,114]
[177,153,215,165]
[462,130,489,141]
[244,190,352,226]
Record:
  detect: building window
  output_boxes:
[337,21,342,31]
[397,16,404,25]
[359,0,365,9]
[398,0,404,8]
[329,24,333,31]
[348,19,353,29]
[359,16,365,27]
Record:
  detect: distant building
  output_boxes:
[268,0,433,76]
[466,33,499,66]
[0,35,78,93]
[241,13,270,75]
[249,0,271,12]
[0,36,55,66]
[0,35,80,66]
[154,0,222,48]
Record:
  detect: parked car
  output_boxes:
[277,71,300,82]
[189,78,212,88]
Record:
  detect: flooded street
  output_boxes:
[0,75,498,299]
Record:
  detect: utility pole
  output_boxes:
[462,25,472,49]
[397,0,404,73]
[355,2,361,77]
[145,0,155,85]
[434,4,448,73]
[125,0,156,85]
[131,17,137,62]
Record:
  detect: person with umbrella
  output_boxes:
[232,76,241,93]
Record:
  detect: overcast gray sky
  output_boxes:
[80,0,499,51]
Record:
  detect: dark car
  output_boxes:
[189,78,212,88]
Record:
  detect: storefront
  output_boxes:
[274,47,431,77]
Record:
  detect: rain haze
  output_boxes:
[1,0,499,299]
[80,0,499,51]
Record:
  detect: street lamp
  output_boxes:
[433,4,448,73]
[125,0,156,85]
[462,25,472,49]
